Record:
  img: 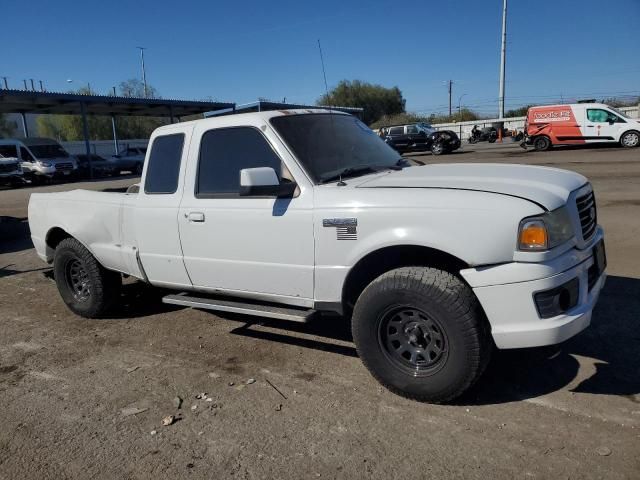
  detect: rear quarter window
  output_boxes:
[144,134,185,194]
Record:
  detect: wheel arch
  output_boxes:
[341,244,469,313]
[44,227,94,264]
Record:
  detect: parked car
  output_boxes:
[0,146,25,187]
[28,110,606,403]
[0,138,78,183]
[381,123,460,155]
[107,146,147,174]
[75,154,117,178]
[524,103,640,151]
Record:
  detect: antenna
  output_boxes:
[317,39,344,184]
[317,39,330,105]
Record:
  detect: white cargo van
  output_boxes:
[524,103,640,151]
[0,138,78,183]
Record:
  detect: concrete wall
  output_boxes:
[432,106,639,141]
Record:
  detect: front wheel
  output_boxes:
[352,267,491,403]
[430,142,445,155]
[620,130,640,148]
[533,136,551,151]
[53,237,121,318]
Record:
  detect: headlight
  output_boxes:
[39,161,52,167]
[518,207,573,251]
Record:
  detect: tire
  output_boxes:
[620,130,640,148]
[533,136,551,151]
[352,267,491,403]
[53,237,121,318]
[488,136,497,143]
[430,142,445,155]
[468,137,478,144]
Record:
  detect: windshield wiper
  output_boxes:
[320,165,379,184]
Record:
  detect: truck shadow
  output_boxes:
[0,217,33,255]
[98,274,640,405]
[459,275,640,405]
[226,312,357,358]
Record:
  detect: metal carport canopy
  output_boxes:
[0,89,235,178]
[0,89,234,117]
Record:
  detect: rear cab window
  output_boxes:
[144,134,185,194]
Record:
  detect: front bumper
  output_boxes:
[460,228,606,349]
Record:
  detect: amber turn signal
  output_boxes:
[519,220,548,250]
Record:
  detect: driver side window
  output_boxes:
[20,147,35,163]
[196,127,283,198]
[587,109,623,123]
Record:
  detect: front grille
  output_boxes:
[576,190,597,241]
[55,162,73,171]
[0,162,19,173]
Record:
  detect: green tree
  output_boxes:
[317,80,406,125]
[0,113,16,137]
[504,105,532,117]
[116,79,166,139]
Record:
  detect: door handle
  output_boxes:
[187,212,205,222]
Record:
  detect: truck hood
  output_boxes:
[356,163,587,210]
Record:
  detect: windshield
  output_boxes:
[28,144,69,159]
[608,106,631,120]
[417,122,436,134]
[270,114,401,183]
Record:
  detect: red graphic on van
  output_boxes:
[526,105,584,144]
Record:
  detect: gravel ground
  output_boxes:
[0,144,639,479]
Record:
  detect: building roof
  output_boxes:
[205,100,363,118]
[0,89,234,117]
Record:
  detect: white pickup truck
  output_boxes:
[28,110,606,402]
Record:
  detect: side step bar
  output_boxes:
[162,293,315,323]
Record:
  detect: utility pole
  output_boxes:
[1,77,7,89]
[498,0,508,119]
[137,47,148,98]
[448,80,453,116]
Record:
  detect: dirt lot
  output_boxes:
[1,144,639,479]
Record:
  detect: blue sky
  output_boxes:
[2,0,639,116]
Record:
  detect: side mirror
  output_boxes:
[239,167,296,197]
[608,118,616,125]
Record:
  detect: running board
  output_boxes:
[162,293,315,323]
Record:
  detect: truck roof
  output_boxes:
[153,108,351,133]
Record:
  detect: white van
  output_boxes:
[0,145,24,186]
[0,138,78,183]
[525,103,640,151]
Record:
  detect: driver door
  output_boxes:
[583,108,624,143]
[178,123,315,304]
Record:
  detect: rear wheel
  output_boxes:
[620,130,640,148]
[53,238,121,318]
[351,267,491,403]
[533,136,551,151]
